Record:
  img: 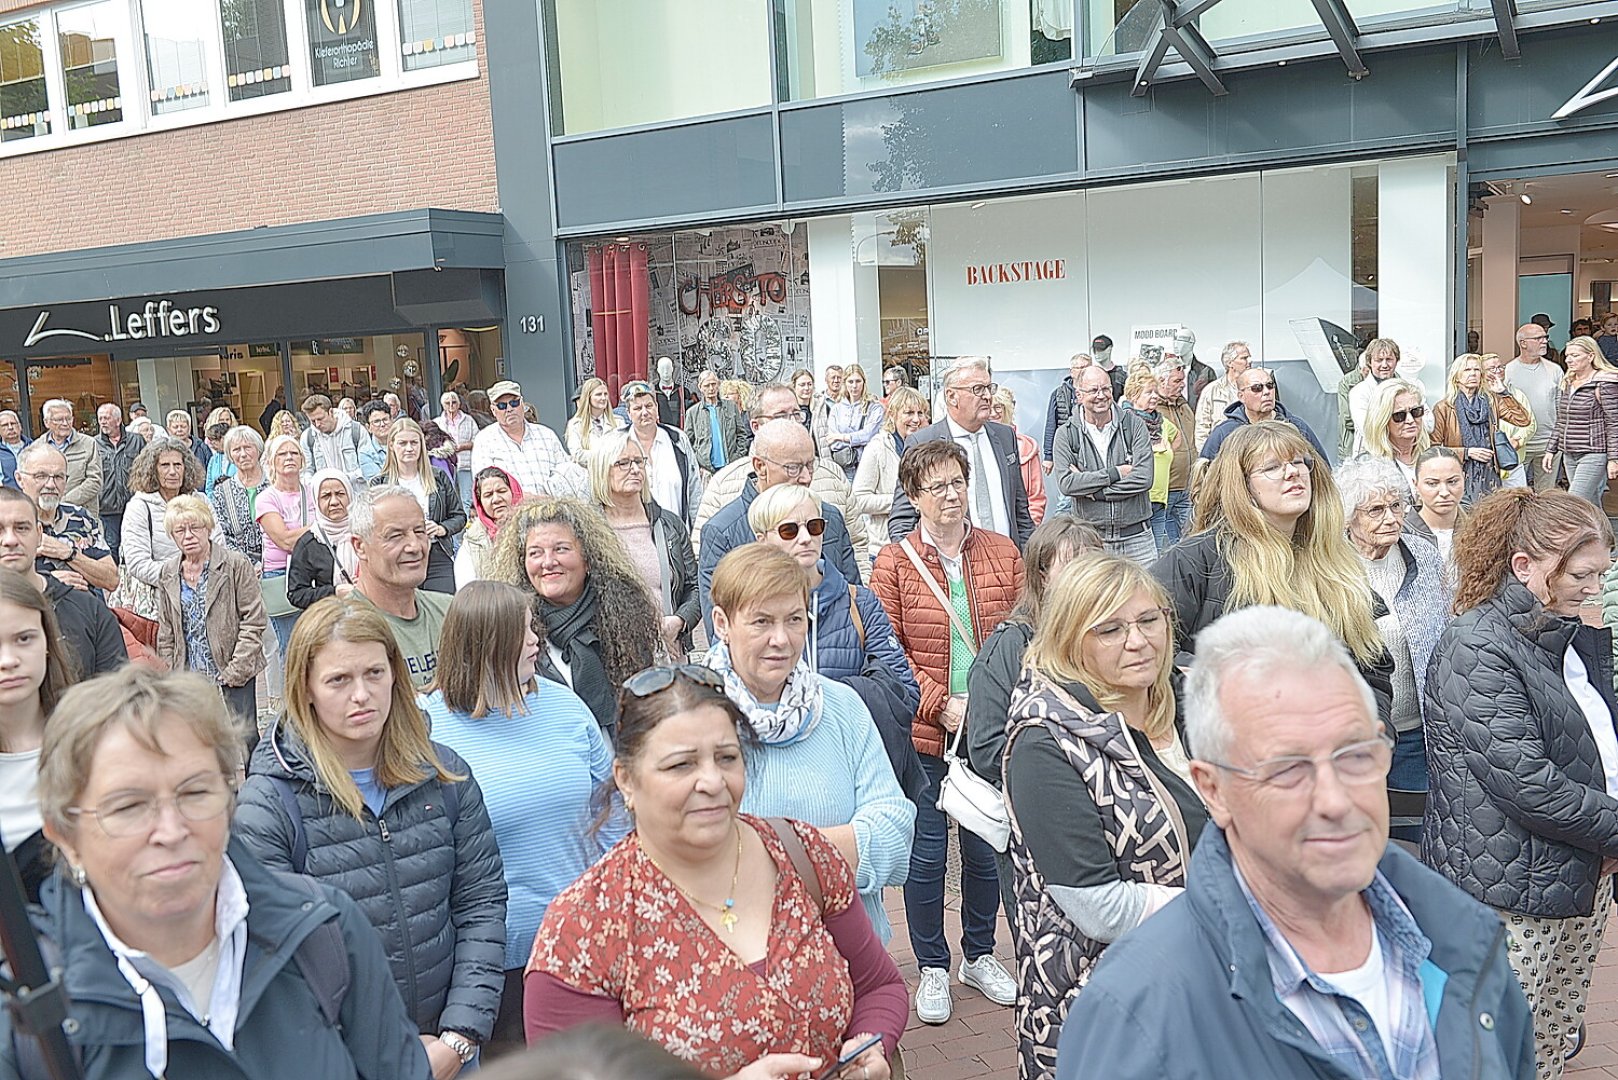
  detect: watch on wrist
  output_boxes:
[439,1031,477,1064]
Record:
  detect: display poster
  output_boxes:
[1128,324,1180,366]
[306,0,380,86]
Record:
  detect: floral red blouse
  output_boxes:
[526,816,860,1073]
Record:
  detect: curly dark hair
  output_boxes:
[129,435,205,496]
[487,496,660,690]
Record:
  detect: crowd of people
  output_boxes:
[1,326,1618,1080]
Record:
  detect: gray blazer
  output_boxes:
[886,419,1035,548]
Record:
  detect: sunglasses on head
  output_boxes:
[622,664,726,698]
[774,518,826,541]
[1390,405,1426,423]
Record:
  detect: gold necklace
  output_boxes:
[644,827,744,933]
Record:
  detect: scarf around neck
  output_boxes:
[539,580,615,726]
[472,467,522,538]
[705,639,824,746]
[309,468,359,582]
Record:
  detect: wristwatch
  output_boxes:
[439,1031,477,1065]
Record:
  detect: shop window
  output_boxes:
[144,0,211,114]
[290,334,431,420]
[219,0,294,100]
[544,0,772,136]
[439,326,501,399]
[397,0,474,71]
[779,0,1070,101]
[57,1,124,130]
[304,0,381,86]
[0,18,50,141]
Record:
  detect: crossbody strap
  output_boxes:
[901,536,978,656]
[768,817,823,914]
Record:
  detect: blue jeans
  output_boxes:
[904,752,1001,970]
[1166,489,1191,538]
[1388,726,1427,792]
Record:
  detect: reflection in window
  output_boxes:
[144,0,211,115]
[221,0,292,100]
[305,0,381,86]
[0,19,50,141]
[57,2,123,130]
[398,0,474,71]
[1086,0,1462,57]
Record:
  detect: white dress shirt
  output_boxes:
[634,426,682,514]
[945,416,1011,538]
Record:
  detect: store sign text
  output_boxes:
[23,300,223,348]
[1553,54,1618,119]
[964,260,1066,286]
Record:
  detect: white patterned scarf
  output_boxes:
[705,639,824,746]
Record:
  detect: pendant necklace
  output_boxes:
[647,826,744,933]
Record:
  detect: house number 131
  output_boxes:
[518,315,544,333]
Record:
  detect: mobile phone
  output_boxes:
[815,1034,883,1080]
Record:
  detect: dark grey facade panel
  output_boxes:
[779,71,1080,202]
[552,114,778,229]
[1468,25,1618,136]
[1468,128,1618,176]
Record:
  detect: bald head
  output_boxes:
[751,419,816,490]
[1077,365,1115,424]
[1516,322,1549,362]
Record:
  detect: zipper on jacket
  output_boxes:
[376,814,421,1022]
[1467,922,1508,1080]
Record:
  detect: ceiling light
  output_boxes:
[1562,209,1575,214]
[1520,194,1533,205]
[615,236,629,242]
[970,201,986,209]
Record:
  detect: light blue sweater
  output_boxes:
[421,681,623,970]
[737,676,916,943]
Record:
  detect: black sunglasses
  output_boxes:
[1243,380,1276,393]
[775,518,826,541]
[493,398,523,411]
[1390,405,1426,423]
[622,664,726,698]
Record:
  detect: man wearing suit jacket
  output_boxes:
[888,357,1035,549]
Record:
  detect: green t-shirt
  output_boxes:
[357,589,451,687]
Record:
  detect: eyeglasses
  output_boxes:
[1079,386,1112,397]
[883,376,899,386]
[19,470,66,484]
[65,775,235,838]
[759,456,813,480]
[1522,335,1549,343]
[1389,406,1426,423]
[1356,501,1406,520]
[1249,456,1314,482]
[919,477,968,498]
[1206,732,1394,792]
[951,382,998,398]
[623,664,727,698]
[493,398,524,411]
[1088,607,1171,648]
[774,518,825,541]
[612,457,647,471]
[1241,380,1277,394]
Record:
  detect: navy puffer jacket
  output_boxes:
[234,720,508,1040]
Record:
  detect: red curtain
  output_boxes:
[586,243,650,399]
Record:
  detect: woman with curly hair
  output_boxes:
[267,408,303,441]
[117,435,209,626]
[487,497,662,740]
[1152,419,1395,724]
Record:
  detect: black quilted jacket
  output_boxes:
[1423,578,1618,918]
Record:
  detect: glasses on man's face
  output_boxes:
[1207,732,1394,793]
[612,457,647,471]
[760,456,813,480]
[20,470,66,485]
[1079,386,1112,397]
[1249,456,1314,482]
[1390,405,1426,423]
[920,477,968,499]
[622,664,727,698]
[493,398,524,411]
[65,775,235,838]
[1088,607,1171,648]
[952,382,998,399]
[773,517,825,541]
[1242,380,1277,394]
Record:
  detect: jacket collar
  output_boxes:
[1221,398,1294,425]
[1489,578,1579,657]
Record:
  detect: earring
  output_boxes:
[70,864,87,888]
[623,796,635,814]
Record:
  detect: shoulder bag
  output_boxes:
[899,539,1011,851]
[260,486,308,619]
[831,404,867,469]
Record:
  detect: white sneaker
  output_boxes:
[914,966,953,1024]
[959,954,1017,1006]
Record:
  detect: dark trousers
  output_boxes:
[905,752,1001,970]
[102,512,123,564]
[222,682,257,727]
[483,968,527,1059]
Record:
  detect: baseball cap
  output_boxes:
[1531,313,1555,329]
[1092,335,1113,350]
[488,380,522,401]
[620,380,655,403]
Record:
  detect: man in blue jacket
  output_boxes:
[1198,365,1329,468]
[1056,606,1533,1080]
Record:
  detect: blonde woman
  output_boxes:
[267,408,303,441]
[1152,420,1395,724]
[991,386,1047,527]
[563,377,625,460]
[851,386,929,563]
[374,417,466,594]
[1545,335,1618,505]
[1359,378,1431,495]
[826,363,886,480]
[1431,353,1531,503]
[1004,554,1204,1078]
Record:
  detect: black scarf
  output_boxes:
[1454,390,1499,502]
[539,580,616,734]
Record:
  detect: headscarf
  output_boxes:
[705,639,824,747]
[473,467,522,539]
[309,468,359,583]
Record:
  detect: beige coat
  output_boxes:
[156,544,268,689]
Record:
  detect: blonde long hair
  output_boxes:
[570,378,618,455]
[1192,421,1383,665]
[1562,335,1617,387]
[841,363,877,406]
[379,417,438,496]
[1361,378,1431,460]
[1023,554,1177,743]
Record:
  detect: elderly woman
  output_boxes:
[991,386,1047,527]
[564,378,626,461]
[167,408,210,466]
[1359,378,1431,495]
[374,417,465,595]
[1003,555,1206,1078]
[255,434,312,653]
[588,431,698,659]
[287,469,360,610]
[825,363,886,480]
[1432,352,1531,503]
[870,439,1024,1025]
[1546,335,1618,506]
[526,661,907,1079]
[488,497,662,741]
[454,466,520,589]
[118,436,208,627]
[1424,488,1618,1078]
[25,665,432,1077]
[748,483,923,799]
[235,598,507,1077]
[851,386,930,564]
[154,495,267,729]
[1334,458,1449,793]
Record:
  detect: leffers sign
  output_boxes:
[964,259,1066,286]
[1553,54,1618,120]
[23,300,222,348]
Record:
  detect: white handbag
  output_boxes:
[901,538,1012,852]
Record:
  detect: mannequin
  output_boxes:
[1169,325,1217,410]
[653,356,691,429]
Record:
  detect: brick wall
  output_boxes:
[2,0,499,259]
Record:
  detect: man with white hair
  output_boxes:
[0,410,24,476]
[1055,607,1533,1079]
[1193,341,1251,450]
[469,380,586,499]
[887,358,1035,548]
[15,442,119,593]
[35,398,102,509]
[349,486,450,688]
[95,402,146,561]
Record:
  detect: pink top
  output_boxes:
[255,481,310,573]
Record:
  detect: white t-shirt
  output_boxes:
[1312,927,1396,1068]
[1506,359,1562,450]
[0,748,43,853]
[1565,645,1618,800]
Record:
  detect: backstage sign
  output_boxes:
[964,259,1067,286]
[23,299,222,348]
[1553,54,1618,119]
